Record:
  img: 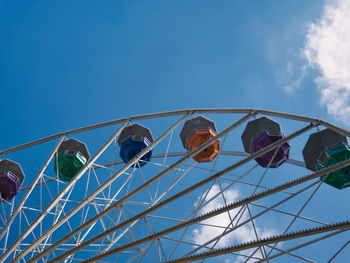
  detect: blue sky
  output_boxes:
[1,0,350,262]
[0,0,335,147]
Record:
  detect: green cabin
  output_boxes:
[318,144,350,189]
[54,138,90,181]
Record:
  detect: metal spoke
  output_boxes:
[328,239,350,262]
[164,221,350,263]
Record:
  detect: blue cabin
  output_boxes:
[117,124,153,167]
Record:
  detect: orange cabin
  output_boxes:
[180,116,220,163]
[186,129,220,162]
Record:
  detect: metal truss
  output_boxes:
[0,108,349,263]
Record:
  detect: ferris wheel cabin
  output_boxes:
[54,138,90,181]
[0,159,25,202]
[117,123,153,167]
[241,116,290,168]
[303,129,350,189]
[180,116,220,163]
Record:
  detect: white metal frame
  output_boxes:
[0,108,349,263]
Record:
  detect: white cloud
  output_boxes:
[284,64,307,95]
[191,185,276,262]
[303,0,350,124]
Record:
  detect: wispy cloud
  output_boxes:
[284,64,307,95]
[303,0,350,124]
[191,185,276,262]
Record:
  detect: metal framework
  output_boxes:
[0,108,349,263]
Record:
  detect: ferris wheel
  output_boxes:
[0,108,349,263]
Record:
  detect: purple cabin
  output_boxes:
[251,131,290,168]
[241,116,290,168]
[0,159,25,202]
